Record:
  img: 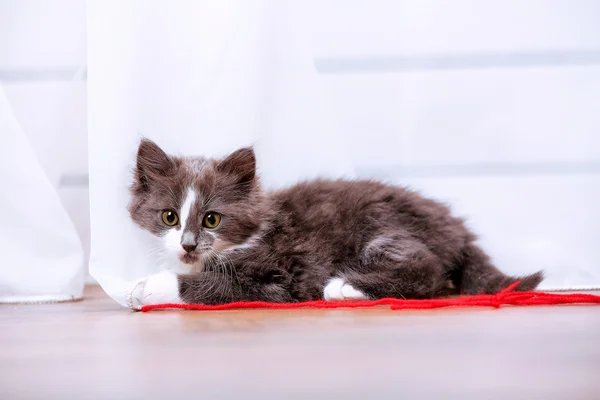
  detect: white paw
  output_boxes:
[341,283,368,300]
[127,270,183,310]
[323,278,367,301]
[323,277,344,300]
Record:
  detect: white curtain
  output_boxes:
[0,86,84,303]
[87,0,600,307]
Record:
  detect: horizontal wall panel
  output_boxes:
[303,0,600,57]
[323,65,600,167]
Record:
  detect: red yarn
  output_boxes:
[140,281,600,312]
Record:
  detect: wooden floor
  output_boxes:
[1,286,599,400]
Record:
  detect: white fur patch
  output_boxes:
[163,228,182,252]
[161,186,196,257]
[323,278,367,301]
[223,232,260,253]
[227,241,254,251]
[341,283,367,300]
[323,278,344,300]
[180,187,197,230]
[129,270,183,309]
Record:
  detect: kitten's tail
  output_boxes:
[456,243,544,294]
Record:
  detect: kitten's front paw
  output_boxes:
[127,277,148,311]
[126,270,183,311]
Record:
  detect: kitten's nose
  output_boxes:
[181,243,197,253]
[181,232,197,253]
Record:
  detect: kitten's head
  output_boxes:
[128,139,264,269]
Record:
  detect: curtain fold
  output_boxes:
[0,86,84,303]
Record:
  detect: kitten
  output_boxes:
[126,139,543,308]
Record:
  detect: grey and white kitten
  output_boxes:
[127,139,543,308]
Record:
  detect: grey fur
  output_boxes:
[129,139,543,304]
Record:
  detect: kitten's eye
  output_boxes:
[203,212,221,229]
[161,210,179,226]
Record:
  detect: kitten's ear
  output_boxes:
[134,139,177,190]
[216,147,256,184]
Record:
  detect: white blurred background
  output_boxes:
[0,0,89,289]
[2,0,600,295]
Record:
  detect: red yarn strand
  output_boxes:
[140,282,600,312]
